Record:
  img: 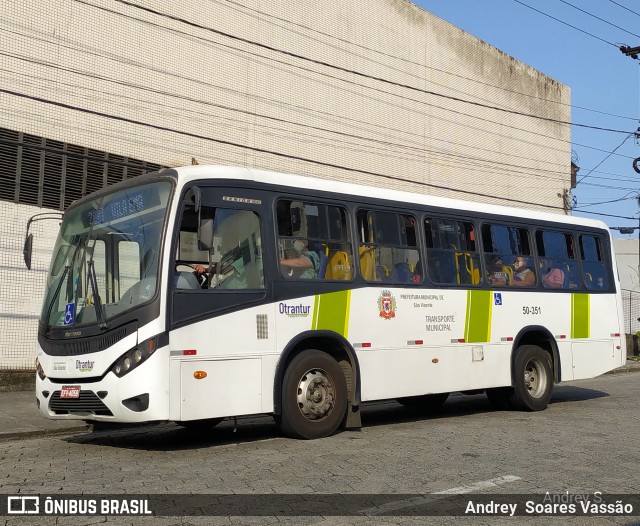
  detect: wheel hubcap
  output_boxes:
[524,358,547,398]
[296,368,335,421]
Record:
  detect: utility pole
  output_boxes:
[618,46,640,281]
[620,45,640,59]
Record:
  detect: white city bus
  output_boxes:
[27,165,625,439]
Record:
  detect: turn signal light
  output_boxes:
[193,371,207,380]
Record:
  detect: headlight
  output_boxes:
[110,336,158,378]
[36,358,46,380]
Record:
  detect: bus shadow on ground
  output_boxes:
[65,417,282,451]
[64,385,608,450]
[549,384,609,404]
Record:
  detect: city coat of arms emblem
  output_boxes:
[378,290,396,320]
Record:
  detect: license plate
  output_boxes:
[60,385,81,399]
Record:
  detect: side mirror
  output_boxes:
[198,219,214,251]
[185,186,202,212]
[23,233,33,270]
[23,212,63,270]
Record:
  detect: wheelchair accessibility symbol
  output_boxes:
[63,303,75,326]
[494,293,502,306]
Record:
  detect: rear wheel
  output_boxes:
[510,345,553,411]
[277,350,347,439]
[396,392,449,411]
[486,346,553,411]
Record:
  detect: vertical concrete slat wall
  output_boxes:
[0,0,571,369]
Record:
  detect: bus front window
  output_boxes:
[40,181,172,331]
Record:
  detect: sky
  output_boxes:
[416,0,640,237]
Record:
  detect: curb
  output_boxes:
[605,365,640,375]
[0,371,35,392]
[0,426,89,443]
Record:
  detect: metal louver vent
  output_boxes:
[0,126,162,211]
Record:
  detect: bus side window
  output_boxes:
[175,205,265,290]
[580,235,607,290]
[277,200,353,280]
[535,230,580,290]
[482,224,535,288]
[357,210,419,284]
[425,217,480,286]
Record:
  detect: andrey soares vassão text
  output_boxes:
[465,493,634,517]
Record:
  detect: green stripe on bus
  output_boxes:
[312,294,320,329]
[571,293,590,339]
[465,289,492,343]
[313,290,351,338]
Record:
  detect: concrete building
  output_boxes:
[613,238,640,334]
[0,0,572,370]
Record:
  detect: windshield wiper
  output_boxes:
[87,259,108,330]
[44,265,70,334]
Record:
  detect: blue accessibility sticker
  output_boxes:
[494,293,502,306]
[63,303,75,325]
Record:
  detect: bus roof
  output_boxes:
[169,165,609,232]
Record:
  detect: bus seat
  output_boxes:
[327,251,352,280]
[377,265,390,281]
[318,250,329,279]
[394,262,412,283]
[501,265,513,285]
[359,246,376,281]
[174,271,201,290]
[471,268,480,285]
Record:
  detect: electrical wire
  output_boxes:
[73,0,634,135]
[512,0,618,47]
[609,0,640,19]
[576,133,634,185]
[0,86,575,211]
[219,0,639,123]
[558,0,640,39]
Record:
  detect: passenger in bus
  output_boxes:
[280,239,320,279]
[486,256,508,285]
[540,259,564,289]
[512,256,536,286]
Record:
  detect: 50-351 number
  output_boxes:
[522,306,541,315]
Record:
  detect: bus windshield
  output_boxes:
[40,180,172,331]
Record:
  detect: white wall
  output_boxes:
[0,0,572,369]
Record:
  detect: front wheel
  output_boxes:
[510,345,553,411]
[277,350,347,439]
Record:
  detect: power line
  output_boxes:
[75,0,633,135]
[576,134,634,185]
[512,0,619,48]
[609,0,640,19]
[0,55,574,183]
[218,0,639,123]
[0,86,574,212]
[558,0,640,39]
[573,193,638,209]
[575,209,637,220]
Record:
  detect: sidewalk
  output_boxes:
[1,361,639,442]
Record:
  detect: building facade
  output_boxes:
[0,0,572,369]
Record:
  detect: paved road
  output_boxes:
[1,374,640,526]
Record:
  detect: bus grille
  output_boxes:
[49,391,113,416]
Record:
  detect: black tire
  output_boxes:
[485,387,514,410]
[396,392,449,411]
[509,345,553,411]
[277,350,347,439]
[177,417,224,430]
